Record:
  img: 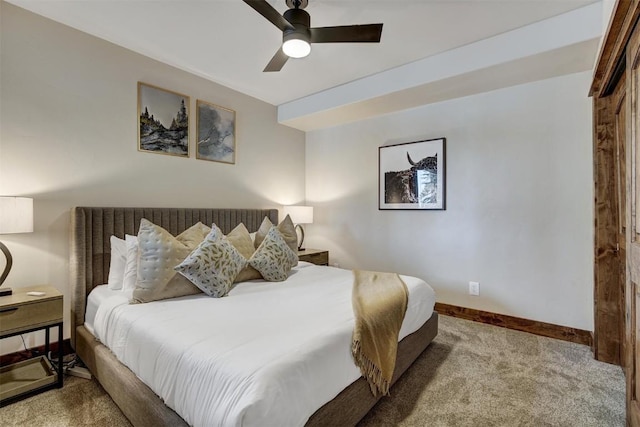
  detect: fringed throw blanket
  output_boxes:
[351,270,408,397]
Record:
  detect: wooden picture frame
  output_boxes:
[196,100,236,164]
[379,137,446,210]
[138,82,189,157]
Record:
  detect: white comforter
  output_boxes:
[93,262,435,427]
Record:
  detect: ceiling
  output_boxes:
[7,0,598,108]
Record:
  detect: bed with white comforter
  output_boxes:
[89,261,436,427]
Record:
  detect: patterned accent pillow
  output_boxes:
[174,225,247,297]
[226,223,262,282]
[249,226,299,282]
[254,215,299,254]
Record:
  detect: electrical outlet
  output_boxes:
[469,281,480,296]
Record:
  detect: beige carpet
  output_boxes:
[359,316,625,427]
[0,315,625,426]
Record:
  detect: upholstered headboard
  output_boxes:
[69,207,278,346]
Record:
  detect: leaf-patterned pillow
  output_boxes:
[249,226,299,282]
[174,225,247,298]
[254,215,299,253]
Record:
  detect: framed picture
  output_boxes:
[196,100,236,164]
[379,137,446,210]
[138,82,189,157]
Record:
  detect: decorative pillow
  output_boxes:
[174,225,247,297]
[107,236,127,290]
[131,220,209,304]
[226,223,262,282]
[254,215,299,254]
[122,235,138,295]
[249,226,299,282]
[178,222,211,247]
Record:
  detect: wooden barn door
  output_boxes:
[615,73,627,368]
[591,3,640,425]
[627,22,640,426]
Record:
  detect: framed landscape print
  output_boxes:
[379,137,446,210]
[196,100,236,164]
[138,82,189,157]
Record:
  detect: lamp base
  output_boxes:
[295,224,306,252]
[0,287,12,297]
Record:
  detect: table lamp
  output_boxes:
[0,197,34,296]
[283,205,313,251]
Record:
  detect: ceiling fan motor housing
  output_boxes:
[283,8,311,42]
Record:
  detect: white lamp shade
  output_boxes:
[0,197,34,234]
[283,206,313,224]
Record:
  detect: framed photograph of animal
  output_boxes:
[379,137,446,210]
[138,82,189,157]
[196,100,236,164]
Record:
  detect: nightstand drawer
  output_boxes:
[0,286,63,336]
[298,249,329,266]
[0,298,62,335]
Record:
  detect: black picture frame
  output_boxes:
[379,137,446,210]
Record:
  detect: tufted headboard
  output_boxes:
[69,207,278,346]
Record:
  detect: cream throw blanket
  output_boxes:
[351,270,409,396]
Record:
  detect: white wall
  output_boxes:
[595,0,616,66]
[0,3,305,353]
[602,0,616,32]
[305,71,594,330]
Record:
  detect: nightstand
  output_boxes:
[0,285,63,406]
[298,249,329,266]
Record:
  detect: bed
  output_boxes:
[70,207,438,426]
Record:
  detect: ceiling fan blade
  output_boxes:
[243,0,294,32]
[263,48,289,72]
[310,24,383,43]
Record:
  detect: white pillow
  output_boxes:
[107,236,127,290]
[122,234,138,297]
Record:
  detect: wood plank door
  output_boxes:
[615,73,627,370]
[627,21,640,426]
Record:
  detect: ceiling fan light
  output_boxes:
[283,36,311,58]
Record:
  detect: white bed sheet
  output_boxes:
[92,262,435,427]
[84,284,123,336]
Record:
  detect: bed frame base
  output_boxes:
[76,312,438,427]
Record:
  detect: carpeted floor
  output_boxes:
[0,315,625,426]
[359,316,625,427]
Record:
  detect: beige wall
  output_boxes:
[0,2,306,352]
[305,71,594,331]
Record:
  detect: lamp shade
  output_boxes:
[283,36,311,58]
[283,206,313,224]
[0,197,34,234]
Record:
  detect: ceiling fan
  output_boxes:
[243,0,383,72]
